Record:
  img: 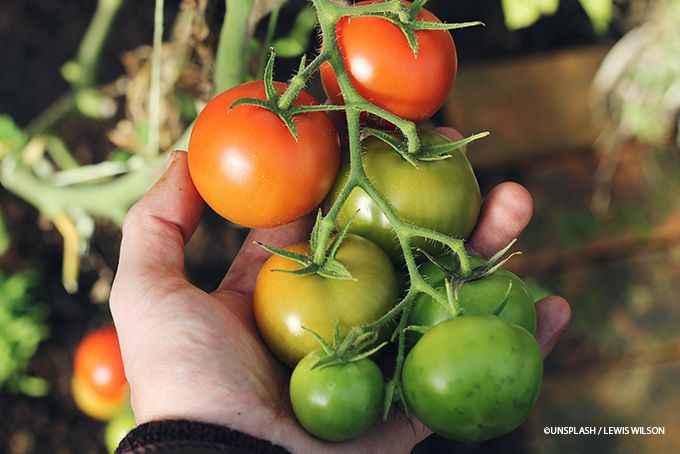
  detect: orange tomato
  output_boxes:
[71,376,128,421]
[74,327,127,400]
[188,80,341,228]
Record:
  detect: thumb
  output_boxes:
[111,151,204,314]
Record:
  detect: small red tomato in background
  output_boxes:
[72,326,128,420]
[320,1,457,123]
[188,80,341,228]
[71,376,128,421]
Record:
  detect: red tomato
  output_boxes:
[74,327,127,401]
[188,81,341,228]
[71,376,128,421]
[320,1,457,123]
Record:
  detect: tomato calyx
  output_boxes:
[363,128,489,165]
[407,240,521,322]
[229,50,349,141]
[335,1,483,57]
[420,239,521,284]
[257,211,357,280]
[302,321,387,370]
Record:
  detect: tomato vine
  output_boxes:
[249,0,488,416]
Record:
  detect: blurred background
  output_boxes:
[0,0,678,452]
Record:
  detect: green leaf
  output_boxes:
[501,0,559,30]
[0,270,49,397]
[579,0,612,34]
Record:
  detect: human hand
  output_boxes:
[110,129,570,453]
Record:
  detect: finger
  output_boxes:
[218,213,315,295]
[535,296,571,358]
[112,151,204,304]
[467,182,533,258]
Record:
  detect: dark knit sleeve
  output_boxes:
[115,420,291,454]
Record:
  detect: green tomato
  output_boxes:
[104,405,136,453]
[290,350,385,442]
[410,256,536,336]
[328,129,481,262]
[254,234,398,367]
[402,315,543,441]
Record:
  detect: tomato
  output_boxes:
[410,256,536,336]
[74,327,127,400]
[328,129,481,262]
[188,80,341,228]
[402,315,543,441]
[290,350,384,442]
[320,1,456,123]
[71,376,128,421]
[104,406,136,453]
[254,234,398,367]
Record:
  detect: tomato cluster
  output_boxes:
[187,0,543,444]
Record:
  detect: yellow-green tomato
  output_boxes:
[254,234,398,367]
[290,350,385,442]
[402,315,543,441]
[328,129,481,262]
[410,256,536,337]
[104,406,136,453]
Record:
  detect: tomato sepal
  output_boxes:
[301,321,387,371]
[256,211,357,281]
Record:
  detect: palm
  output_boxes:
[111,148,570,453]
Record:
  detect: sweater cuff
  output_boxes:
[116,419,290,454]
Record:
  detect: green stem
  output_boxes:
[277,51,330,110]
[336,0,403,17]
[25,95,75,137]
[26,0,125,135]
[258,3,283,79]
[216,0,254,94]
[147,0,165,157]
[1,124,192,226]
[74,0,126,88]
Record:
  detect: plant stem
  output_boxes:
[336,0,403,16]
[147,0,165,157]
[215,0,254,94]
[26,0,125,135]
[277,51,330,110]
[25,96,75,137]
[258,3,283,79]
[74,0,126,88]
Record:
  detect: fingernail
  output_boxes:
[163,150,178,172]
